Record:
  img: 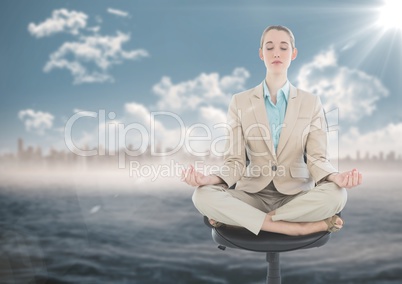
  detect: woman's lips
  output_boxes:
[272,61,282,64]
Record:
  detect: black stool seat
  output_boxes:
[212,226,331,253]
[204,216,334,284]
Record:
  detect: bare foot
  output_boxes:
[324,215,344,232]
[334,215,344,229]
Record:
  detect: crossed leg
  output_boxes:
[193,182,347,236]
[261,211,343,236]
[209,211,343,236]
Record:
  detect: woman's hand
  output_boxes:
[327,168,362,189]
[181,165,226,187]
[181,165,211,187]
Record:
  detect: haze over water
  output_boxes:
[1,160,401,284]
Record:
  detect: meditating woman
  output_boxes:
[181,25,362,236]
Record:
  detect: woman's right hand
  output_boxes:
[181,165,212,187]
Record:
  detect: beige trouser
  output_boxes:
[192,181,347,235]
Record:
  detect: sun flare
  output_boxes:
[377,0,402,30]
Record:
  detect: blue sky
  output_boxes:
[1,0,401,158]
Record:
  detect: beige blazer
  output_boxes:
[211,80,337,195]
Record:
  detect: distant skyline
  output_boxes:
[1,137,399,189]
[3,137,401,162]
[1,0,401,160]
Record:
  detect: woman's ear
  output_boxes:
[291,48,298,60]
[259,48,263,60]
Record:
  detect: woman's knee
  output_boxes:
[335,187,348,212]
[192,184,223,211]
[324,183,348,213]
[192,186,206,209]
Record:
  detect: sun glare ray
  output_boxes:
[377,0,402,30]
[328,19,392,68]
[329,1,402,71]
[378,30,398,79]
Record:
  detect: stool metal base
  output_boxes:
[266,252,280,284]
[209,222,331,284]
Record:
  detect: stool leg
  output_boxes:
[266,252,281,284]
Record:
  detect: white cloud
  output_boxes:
[73,108,98,116]
[122,101,231,155]
[197,105,228,153]
[43,31,149,84]
[60,68,249,156]
[86,26,100,33]
[124,102,181,150]
[297,47,389,122]
[340,123,402,158]
[29,9,148,84]
[199,105,226,127]
[18,109,54,135]
[152,67,250,111]
[107,8,130,18]
[28,9,88,38]
[125,103,151,125]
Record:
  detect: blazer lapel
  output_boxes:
[276,84,302,157]
[249,81,275,156]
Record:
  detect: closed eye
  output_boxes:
[266,48,288,51]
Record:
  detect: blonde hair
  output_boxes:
[260,25,295,50]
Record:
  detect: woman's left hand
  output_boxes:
[328,168,363,189]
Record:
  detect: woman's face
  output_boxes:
[259,29,297,75]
